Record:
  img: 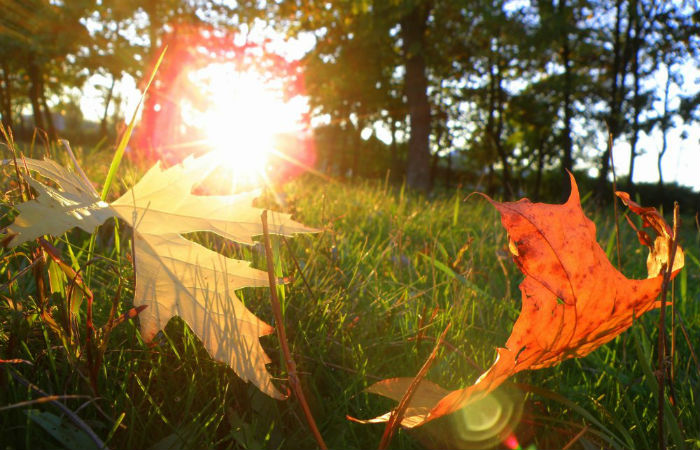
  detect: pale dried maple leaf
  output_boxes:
[4,154,314,398]
[357,173,684,428]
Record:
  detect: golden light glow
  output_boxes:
[182,63,308,189]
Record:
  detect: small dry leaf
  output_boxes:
[358,173,684,428]
[5,154,315,398]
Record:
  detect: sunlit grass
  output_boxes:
[1,148,699,448]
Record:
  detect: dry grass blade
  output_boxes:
[0,395,92,412]
[377,322,451,450]
[261,210,327,450]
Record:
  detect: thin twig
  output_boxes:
[657,202,680,450]
[378,322,452,450]
[261,210,327,450]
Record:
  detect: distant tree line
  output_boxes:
[285,0,700,199]
[1,0,699,200]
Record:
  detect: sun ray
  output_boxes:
[178,63,310,192]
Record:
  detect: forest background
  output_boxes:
[1,0,700,210]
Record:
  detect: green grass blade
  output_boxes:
[100,47,166,201]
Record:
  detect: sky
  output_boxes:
[608,62,700,192]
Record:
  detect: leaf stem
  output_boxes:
[378,322,451,450]
[261,210,327,450]
[657,201,680,450]
[608,132,622,270]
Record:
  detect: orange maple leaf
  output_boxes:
[356,173,684,428]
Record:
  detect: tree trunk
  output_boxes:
[430,120,445,190]
[0,62,12,130]
[534,139,546,201]
[389,117,399,181]
[558,0,574,197]
[400,2,432,192]
[658,64,671,194]
[446,150,452,188]
[486,51,513,198]
[597,0,631,198]
[27,55,45,132]
[101,74,116,137]
[628,45,641,189]
[627,0,641,189]
[39,74,56,139]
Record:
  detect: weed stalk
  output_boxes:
[656,202,680,450]
[261,210,327,450]
[378,322,451,450]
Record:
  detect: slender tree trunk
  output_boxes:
[342,122,353,179]
[27,56,45,132]
[400,1,433,192]
[597,0,631,198]
[658,64,671,194]
[351,120,364,177]
[40,74,56,139]
[534,139,546,201]
[628,45,641,189]
[429,150,439,189]
[0,63,12,130]
[559,0,574,175]
[446,150,452,188]
[486,163,495,197]
[487,51,513,198]
[390,117,399,180]
[101,74,116,137]
[627,0,642,189]
[143,1,162,59]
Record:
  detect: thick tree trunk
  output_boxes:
[40,75,56,139]
[27,56,45,132]
[400,2,432,192]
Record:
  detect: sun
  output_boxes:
[182,63,309,190]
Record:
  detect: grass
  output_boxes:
[1,142,699,449]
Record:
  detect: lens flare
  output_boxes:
[134,24,315,192]
[413,385,524,450]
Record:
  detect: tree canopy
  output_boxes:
[0,0,698,198]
